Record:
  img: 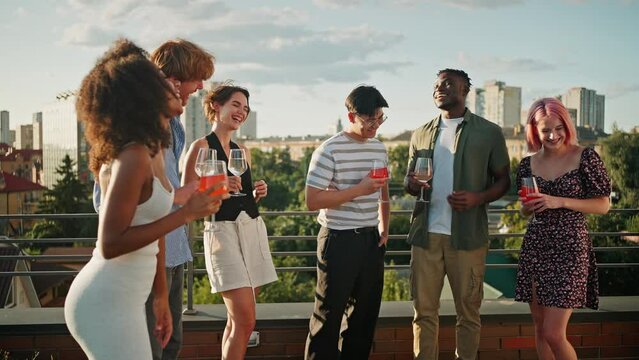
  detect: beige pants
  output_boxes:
[411,233,488,360]
[204,212,278,293]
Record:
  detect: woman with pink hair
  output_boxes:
[515,97,611,360]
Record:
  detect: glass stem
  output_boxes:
[420,186,424,202]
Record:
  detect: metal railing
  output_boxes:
[1,209,639,312]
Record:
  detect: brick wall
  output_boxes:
[2,320,638,359]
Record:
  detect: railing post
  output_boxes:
[182,221,197,315]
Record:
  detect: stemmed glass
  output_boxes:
[195,148,217,178]
[228,149,248,197]
[371,159,390,203]
[414,157,433,202]
[521,177,539,222]
[198,160,228,232]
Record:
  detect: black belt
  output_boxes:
[331,227,378,234]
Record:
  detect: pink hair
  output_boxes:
[525,97,578,152]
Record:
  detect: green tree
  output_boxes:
[592,131,639,296]
[599,131,639,208]
[388,145,408,197]
[28,155,97,241]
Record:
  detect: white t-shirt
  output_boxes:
[428,117,464,235]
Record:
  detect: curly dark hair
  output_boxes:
[203,82,250,124]
[76,39,173,175]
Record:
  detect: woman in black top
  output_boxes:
[182,83,277,360]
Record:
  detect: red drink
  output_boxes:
[199,174,227,196]
[520,186,536,203]
[371,167,389,179]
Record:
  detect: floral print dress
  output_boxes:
[515,147,611,309]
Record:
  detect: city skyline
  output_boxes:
[1,0,638,138]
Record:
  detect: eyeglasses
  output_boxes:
[355,113,387,127]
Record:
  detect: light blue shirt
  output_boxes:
[163,117,192,267]
[92,117,191,267]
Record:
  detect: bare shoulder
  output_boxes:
[114,144,153,176]
[572,144,586,161]
[188,137,209,151]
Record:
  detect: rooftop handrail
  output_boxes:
[1,209,638,311]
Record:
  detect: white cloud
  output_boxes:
[14,7,28,16]
[432,0,523,9]
[313,0,363,9]
[57,1,409,86]
[61,23,117,47]
[458,52,555,73]
[605,83,639,99]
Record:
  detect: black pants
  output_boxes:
[305,226,385,360]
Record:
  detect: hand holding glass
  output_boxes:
[371,159,391,203]
[414,157,433,202]
[520,177,539,221]
[228,149,248,197]
[199,160,228,232]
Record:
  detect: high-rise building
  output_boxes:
[9,130,16,147]
[0,111,9,144]
[466,88,485,117]
[42,91,91,188]
[482,81,522,127]
[328,117,344,135]
[32,112,43,150]
[562,87,605,131]
[182,88,209,154]
[15,124,34,149]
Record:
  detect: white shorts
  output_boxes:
[204,211,278,293]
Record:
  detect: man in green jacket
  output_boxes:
[404,69,511,360]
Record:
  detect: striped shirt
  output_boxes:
[306,132,387,230]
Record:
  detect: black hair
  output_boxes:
[345,85,389,116]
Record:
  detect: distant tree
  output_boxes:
[507,157,521,197]
[388,145,408,197]
[28,155,97,241]
[381,264,410,301]
[591,131,639,296]
[599,131,639,208]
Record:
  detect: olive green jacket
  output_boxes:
[407,109,509,250]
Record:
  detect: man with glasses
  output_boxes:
[404,69,510,360]
[304,85,391,359]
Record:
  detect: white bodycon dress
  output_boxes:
[64,177,173,359]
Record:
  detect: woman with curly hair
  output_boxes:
[64,39,228,359]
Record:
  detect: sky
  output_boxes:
[1,0,638,138]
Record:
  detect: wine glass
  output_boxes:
[371,159,390,203]
[414,157,433,202]
[521,177,539,222]
[228,148,248,197]
[198,160,228,232]
[195,148,217,177]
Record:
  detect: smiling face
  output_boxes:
[178,79,204,106]
[536,115,567,150]
[214,91,250,130]
[432,72,468,113]
[347,108,386,141]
